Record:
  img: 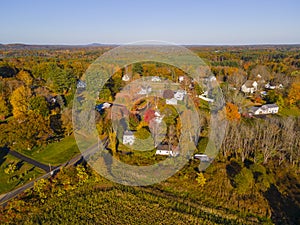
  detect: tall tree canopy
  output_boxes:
[10,85,32,118]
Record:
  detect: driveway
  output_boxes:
[8,150,52,172]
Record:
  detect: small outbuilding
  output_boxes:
[123,130,135,145]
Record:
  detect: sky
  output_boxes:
[0,0,299,45]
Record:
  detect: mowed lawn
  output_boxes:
[22,135,80,166]
[279,107,300,117]
[0,153,44,194]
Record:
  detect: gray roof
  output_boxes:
[264,104,279,108]
[163,90,174,99]
[249,104,279,112]
[123,130,135,136]
[157,144,170,150]
[243,80,256,88]
[249,106,260,112]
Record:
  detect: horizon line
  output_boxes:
[1,42,300,47]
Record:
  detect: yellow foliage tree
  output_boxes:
[10,85,32,118]
[136,120,148,130]
[196,172,206,187]
[108,128,118,158]
[288,81,300,106]
[16,70,33,86]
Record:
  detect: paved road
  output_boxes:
[8,150,51,172]
[0,137,109,207]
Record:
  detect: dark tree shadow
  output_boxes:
[226,160,242,186]
[264,184,300,225]
[28,166,35,172]
[49,114,63,138]
[15,160,24,171]
[0,147,9,167]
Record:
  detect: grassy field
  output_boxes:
[279,106,300,117]
[0,152,44,194]
[2,179,245,225]
[21,135,80,166]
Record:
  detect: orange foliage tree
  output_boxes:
[226,102,241,121]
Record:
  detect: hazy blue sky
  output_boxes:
[0,0,299,45]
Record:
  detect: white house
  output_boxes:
[198,95,214,103]
[208,75,217,82]
[122,74,130,81]
[166,98,178,105]
[241,80,258,94]
[95,102,112,112]
[178,76,184,83]
[194,154,210,162]
[151,76,161,82]
[260,91,267,96]
[155,145,179,157]
[198,91,214,102]
[265,82,283,90]
[76,80,86,89]
[138,86,152,95]
[155,149,173,156]
[154,110,161,118]
[265,82,276,90]
[123,130,135,145]
[154,110,164,124]
[249,104,279,115]
[102,102,111,109]
[174,90,186,101]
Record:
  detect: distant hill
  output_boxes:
[0,43,299,51]
[87,43,108,47]
[0,43,117,50]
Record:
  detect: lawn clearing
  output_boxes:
[279,107,300,117]
[22,135,80,166]
[0,153,44,194]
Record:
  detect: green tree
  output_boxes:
[134,127,151,139]
[98,88,112,101]
[61,108,73,136]
[234,167,254,195]
[0,95,10,120]
[129,113,139,130]
[250,164,274,192]
[132,63,143,75]
[133,127,155,151]
[37,63,76,94]
[29,95,49,117]
[264,90,279,104]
